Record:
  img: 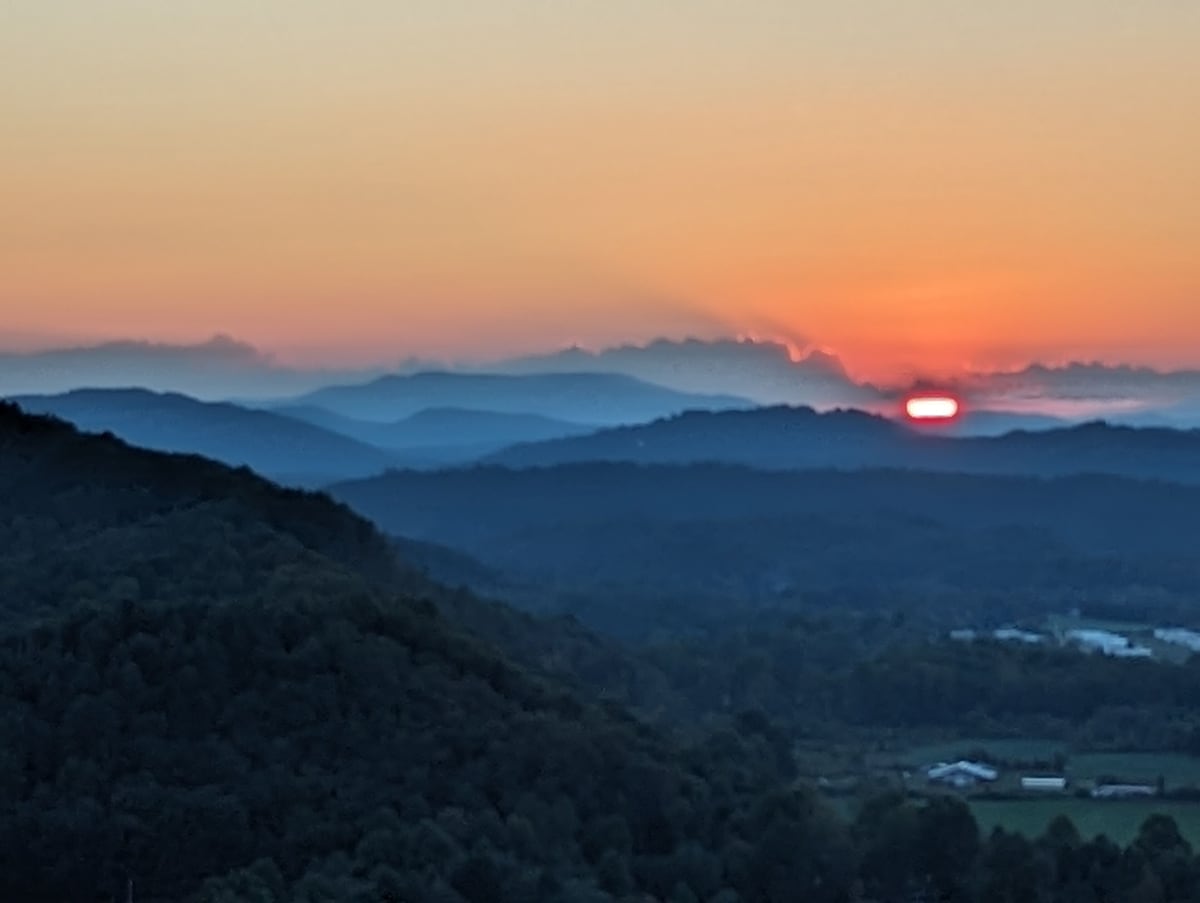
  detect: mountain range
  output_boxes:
[488,405,1200,484]
[277,370,752,425]
[8,388,607,478]
[5,374,758,479]
[10,388,398,485]
[9,334,1200,427]
[15,385,1200,491]
[274,405,595,454]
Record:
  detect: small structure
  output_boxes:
[1021,776,1067,792]
[1109,645,1153,659]
[1154,628,1200,653]
[1065,629,1152,659]
[992,628,1044,645]
[816,775,860,795]
[1091,783,1156,799]
[927,760,999,789]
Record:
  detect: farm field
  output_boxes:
[868,737,1200,846]
[878,739,1200,789]
[1069,752,1200,788]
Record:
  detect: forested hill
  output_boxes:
[487,405,1200,483]
[0,401,855,903]
[0,400,402,625]
[330,462,1200,637]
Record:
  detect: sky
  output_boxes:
[3,1,1198,382]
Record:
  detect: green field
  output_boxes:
[1068,753,1200,788]
[877,739,1200,789]
[971,798,1200,847]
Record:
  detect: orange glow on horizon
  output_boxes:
[2,3,1199,378]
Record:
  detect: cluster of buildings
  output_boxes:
[925,760,1066,792]
[949,628,1042,644]
[949,622,1200,661]
[949,625,1155,657]
[924,760,1156,799]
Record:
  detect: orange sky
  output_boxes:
[3,2,1198,382]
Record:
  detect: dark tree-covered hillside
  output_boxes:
[9,402,1200,902]
[0,403,844,902]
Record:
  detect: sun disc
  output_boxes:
[905,395,960,421]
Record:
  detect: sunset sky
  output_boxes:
[3,2,1198,382]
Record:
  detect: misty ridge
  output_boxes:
[487,406,1200,484]
[9,333,1200,488]
[11,333,1200,622]
[13,332,1200,642]
[8,372,752,484]
[8,333,1200,423]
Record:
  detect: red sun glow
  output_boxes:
[904,395,961,422]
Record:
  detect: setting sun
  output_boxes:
[905,395,961,422]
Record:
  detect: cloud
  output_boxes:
[6,330,1200,426]
[490,335,879,408]
[0,335,384,401]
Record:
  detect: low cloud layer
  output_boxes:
[4,334,1200,427]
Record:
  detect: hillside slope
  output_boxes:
[10,388,397,485]
[0,402,851,903]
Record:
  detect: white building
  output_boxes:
[1154,628,1200,653]
[992,628,1044,645]
[1066,628,1128,653]
[1091,783,1156,799]
[1021,776,1067,792]
[1109,645,1153,659]
[949,627,1045,645]
[927,760,999,788]
[1065,629,1152,659]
